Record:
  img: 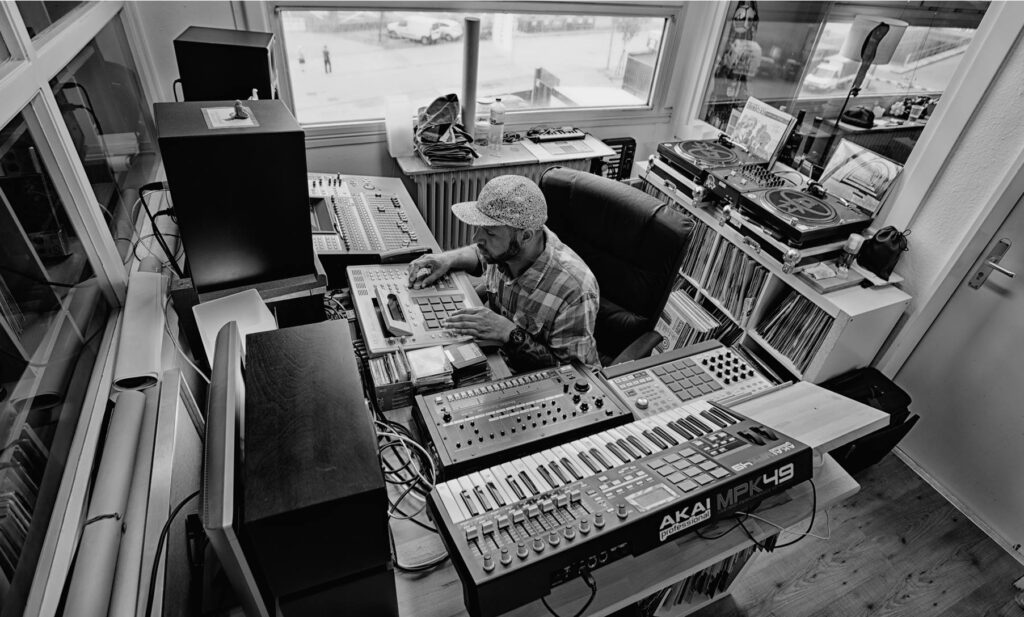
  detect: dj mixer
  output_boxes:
[706,164,788,207]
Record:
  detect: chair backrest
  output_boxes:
[589,137,637,181]
[540,166,693,360]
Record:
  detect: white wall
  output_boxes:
[129,1,238,103]
[896,30,1024,317]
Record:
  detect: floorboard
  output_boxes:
[686,454,1024,617]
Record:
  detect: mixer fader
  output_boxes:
[309,173,435,280]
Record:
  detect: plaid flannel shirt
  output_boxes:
[477,227,600,368]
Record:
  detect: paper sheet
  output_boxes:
[63,391,146,617]
[114,268,166,390]
[108,386,160,617]
[193,289,277,367]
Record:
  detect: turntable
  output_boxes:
[736,187,872,247]
[651,137,768,202]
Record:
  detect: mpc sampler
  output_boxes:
[348,264,483,356]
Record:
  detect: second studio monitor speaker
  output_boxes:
[174,26,278,102]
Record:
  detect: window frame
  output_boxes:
[249,0,688,143]
[0,3,161,616]
[0,1,129,303]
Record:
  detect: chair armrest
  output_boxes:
[608,331,663,366]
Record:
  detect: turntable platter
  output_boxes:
[760,188,838,224]
[675,141,741,166]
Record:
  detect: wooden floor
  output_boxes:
[687,453,1024,617]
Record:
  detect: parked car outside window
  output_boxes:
[436,19,464,41]
[386,17,442,44]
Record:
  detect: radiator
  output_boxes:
[409,159,591,250]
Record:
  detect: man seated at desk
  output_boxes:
[407,175,600,372]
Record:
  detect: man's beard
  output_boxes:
[480,236,522,264]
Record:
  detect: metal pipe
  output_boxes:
[462,17,481,140]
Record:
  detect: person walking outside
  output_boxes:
[322,44,332,73]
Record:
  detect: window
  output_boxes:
[15,1,85,39]
[795,22,978,99]
[0,2,161,612]
[699,1,988,169]
[0,107,112,617]
[49,17,159,265]
[277,8,670,125]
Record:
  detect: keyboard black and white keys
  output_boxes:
[602,340,776,415]
[429,400,812,617]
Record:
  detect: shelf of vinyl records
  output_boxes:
[641,165,910,384]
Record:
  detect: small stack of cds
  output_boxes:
[406,346,453,394]
[444,342,489,386]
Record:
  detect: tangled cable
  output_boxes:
[374,415,449,572]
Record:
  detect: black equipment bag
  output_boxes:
[821,367,918,474]
[857,226,910,281]
[821,367,911,426]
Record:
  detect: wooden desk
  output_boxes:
[394,137,615,250]
[391,381,887,617]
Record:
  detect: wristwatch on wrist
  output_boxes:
[506,326,528,349]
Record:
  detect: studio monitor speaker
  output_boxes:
[174,26,278,102]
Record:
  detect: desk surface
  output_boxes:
[390,381,887,617]
[395,135,615,176]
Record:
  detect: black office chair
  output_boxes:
[539,166,693,366]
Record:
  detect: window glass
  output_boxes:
[0,109,111,616]
[0,35,9,65]
[49,17,160,265]
[279,9,668,125]
[15,1,84,39]
[700,1,988,170]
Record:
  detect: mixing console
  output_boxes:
[348,264,482,356]
[706,164,788,207]
[602,341,775,415]
[308,173,435,273]
[414,364,632,478]
[430,399,811,617]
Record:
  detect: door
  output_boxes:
[896,193,1024,559]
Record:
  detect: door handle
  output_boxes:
[985,261,1015,278]
[969,238,1014,289]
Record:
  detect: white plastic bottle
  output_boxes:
[836,233,865,279]
[488,98,505,152]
